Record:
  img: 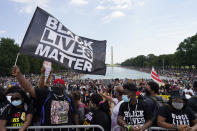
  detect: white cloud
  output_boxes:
[136,1,145,7]
[103,11,125,23]
[110,11,125,18]
[10,0,30,3]
[9,0,51,14]
[110,4,130,10]
[97,0,145,23]
[97,0,145,11]
[0,30,7,34]
[112,0,132,9]
[95,5,106,10]
[70,0,88,6]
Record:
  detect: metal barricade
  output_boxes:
[6,125,105,131]
[112,125,125,131]
[112,126,176,131]
[148,127,175,131]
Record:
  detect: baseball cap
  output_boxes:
[52,79,65,87]
[170,90,186,100]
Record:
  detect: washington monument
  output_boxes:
[111,46,114,66]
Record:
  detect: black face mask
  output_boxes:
[52,87,64,96]
[145,89,151,96]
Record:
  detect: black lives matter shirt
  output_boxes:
[35,87,77,126]
[118,100,152,126]
[158,105,196,126]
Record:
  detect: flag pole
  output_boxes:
[163,59,164,74]
[14,53,20,66]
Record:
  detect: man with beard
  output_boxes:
[117,83,153,131]
[11,66,79,130]
[144,81,165,126]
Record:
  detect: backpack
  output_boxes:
[150,96,166,108]
[149,96,166,126]
[40,92,73,124]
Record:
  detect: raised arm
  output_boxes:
[12,66,36,98]
[99,92,115,104]
[38,66,45,88]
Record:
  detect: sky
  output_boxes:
[0,0,197,64]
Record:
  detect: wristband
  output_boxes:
[127,125,131,131]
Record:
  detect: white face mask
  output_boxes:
[172,102,184,110]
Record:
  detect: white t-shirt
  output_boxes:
[183,89,194,96]
[111,99,124,131]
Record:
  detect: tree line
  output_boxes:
[121,33,197,70]
[0,38,65,76]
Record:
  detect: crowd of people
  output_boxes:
[1,65,197,131]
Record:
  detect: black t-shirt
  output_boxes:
[84,109,110,131]
[158,105,196,126]
[118,100,152,126]
[188,96,197,114]
[0,103,33,127]
[0,100,10,119]
[144,96,164,126]
[35,88,77,126]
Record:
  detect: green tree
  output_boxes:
[0,38,19,76]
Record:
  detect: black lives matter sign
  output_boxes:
[20,7,106,75]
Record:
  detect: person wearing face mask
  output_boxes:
[157,90,197,131]
[11,66,79,130]
[0,86,33,131]
[118,83,153,131]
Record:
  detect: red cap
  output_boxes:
[52,79,65,85]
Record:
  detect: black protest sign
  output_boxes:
[20,7,106,75]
